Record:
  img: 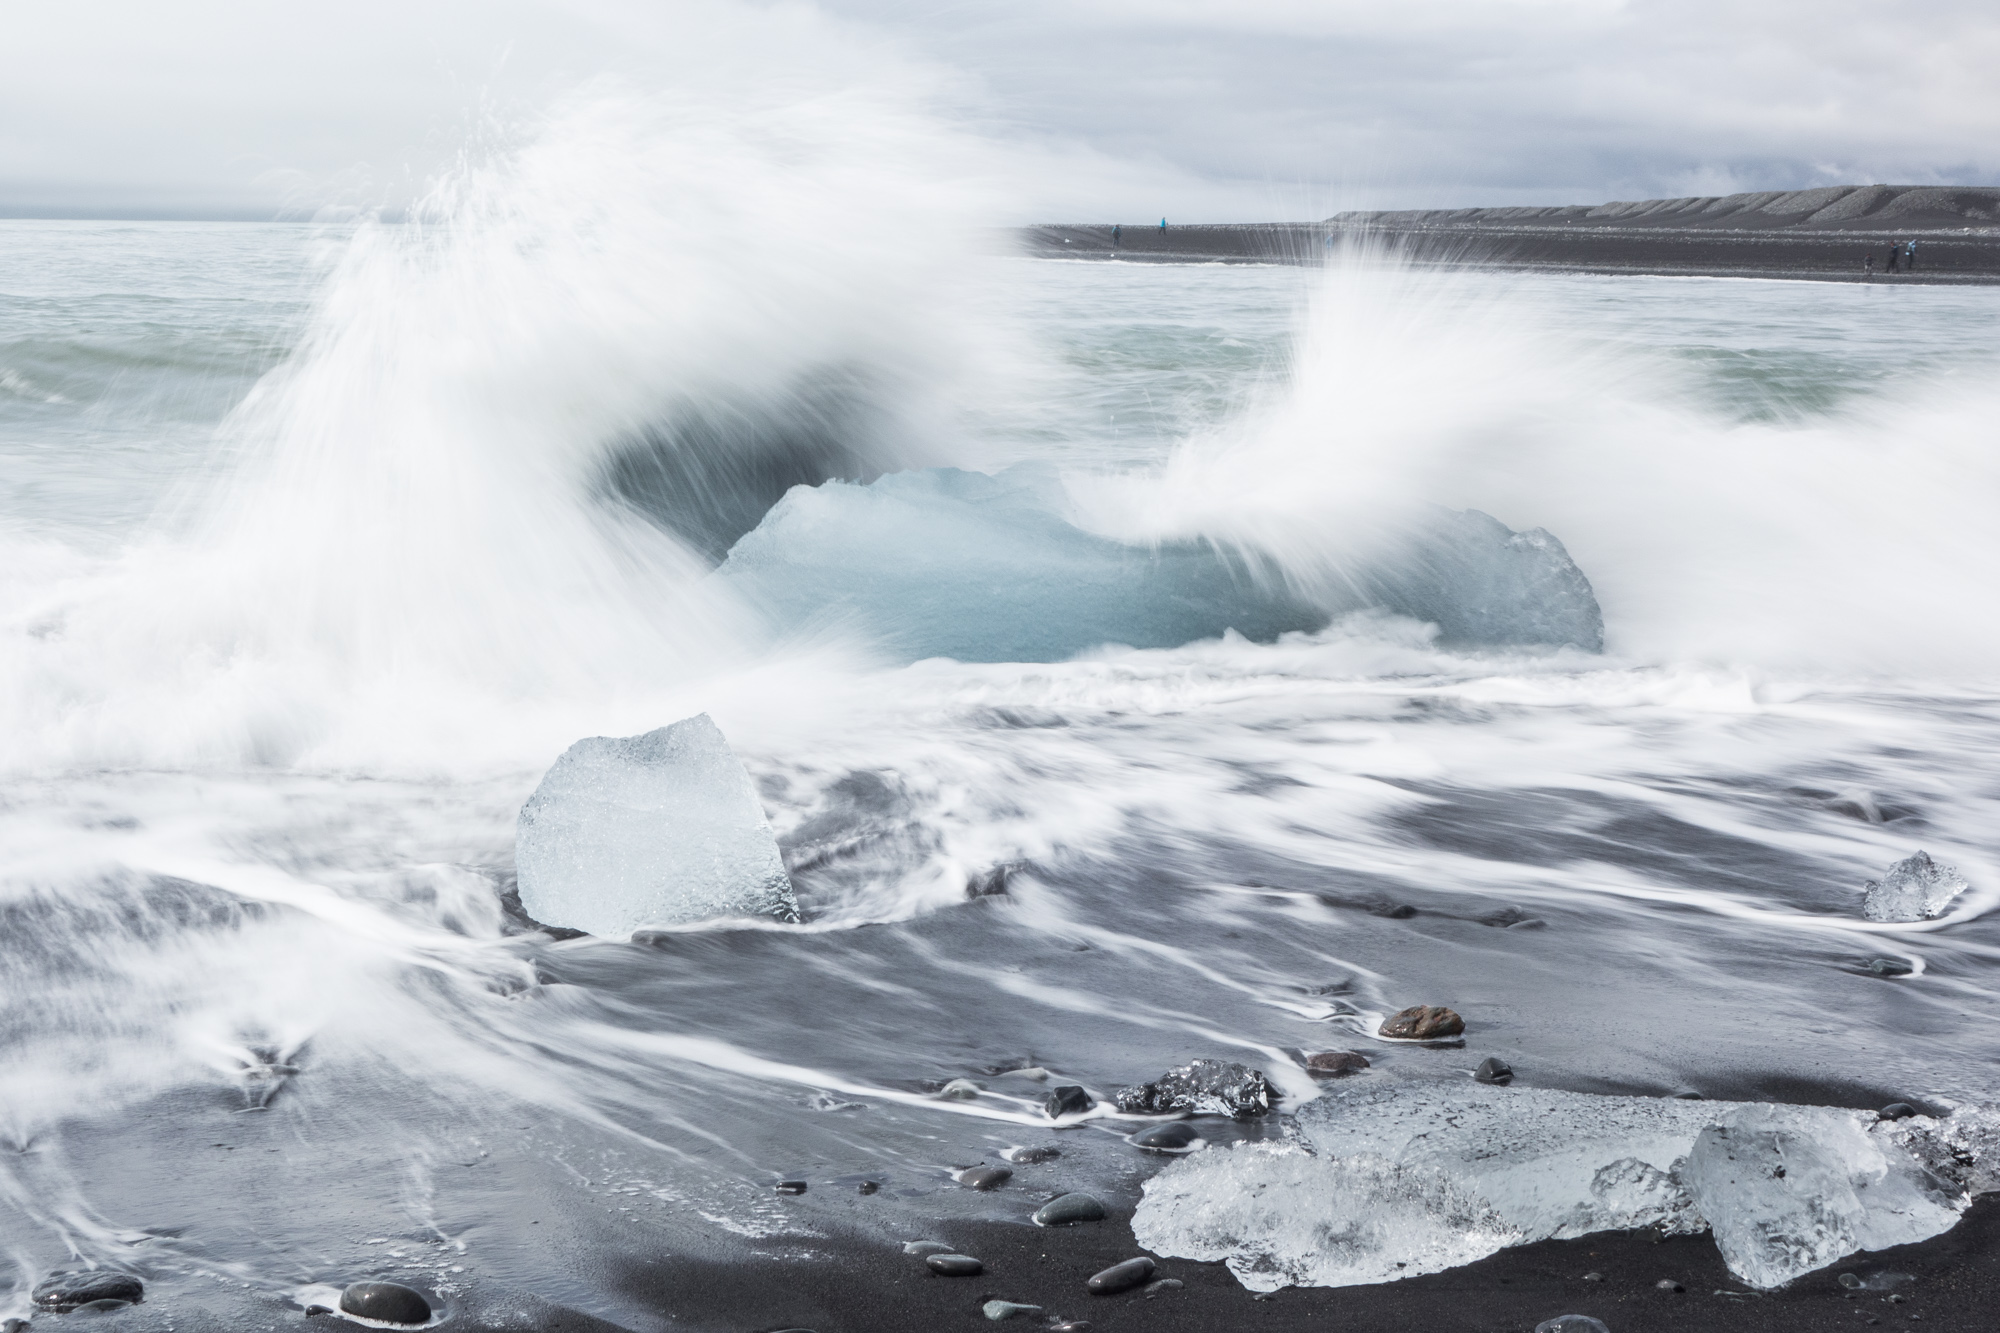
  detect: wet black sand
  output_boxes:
[606,1196,1997,1333]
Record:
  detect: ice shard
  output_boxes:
[515,714,800,937]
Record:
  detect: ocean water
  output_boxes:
[5,124,2000,1325]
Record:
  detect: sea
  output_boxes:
[5,113,2000,1328]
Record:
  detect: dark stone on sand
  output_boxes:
[1839,1272,1864,1289]
[340,1282,432,1326]
[1582,1271,1605,1282]
[776,1180,808,1195]
[1050,1323,1092,1333]
[1656,1278,1685,1292]
[1143,1278,1184,1297]
[1045,1085,1095,1118]
[1381,1005,1465,1040]
[1034,1193,1108,1226]
[1867,957,1915,977]
[1113,1059,1273,1118]
[1007,1145,1061,1163]
[905,1241,953,1256]
[1881,1103,1918,1121]
[960,1165,1013,1190]
[1128,1121,1204,1153]
[33,1272,145,1312]
[1536,1318,1611,1333]
[1306,1050,1370,1076]
[859,1180,880,1194]
[1476,1057,1515,1085]
[925,1254,983,1277]
[1086,1257,1155,1295]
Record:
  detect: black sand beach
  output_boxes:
[1025,184,2000,282]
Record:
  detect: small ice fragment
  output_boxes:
[515,714,799,937]
[1114,1060,1273,1118]
[1861,852,1968,923]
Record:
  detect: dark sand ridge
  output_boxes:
[1024,183,2000,282]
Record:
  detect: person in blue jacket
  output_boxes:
[1159,217,1167,231]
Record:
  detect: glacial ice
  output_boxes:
[1862,851,1968,922]
[515,714,799,937]
[714,465,1604,663]
[1130,1078,1983,1292]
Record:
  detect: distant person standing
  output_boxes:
[1112,224,1122,246]
[1906,239,1918,270]
[1885,243,1900,272]
[1160,217,1168,231]
[1864,253,1875,274]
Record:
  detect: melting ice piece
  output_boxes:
[1114,1059,1275,1119]
[1132,1142,1523,1289]
[715,465,1603,663]
[1130,1078,1978,1292]
[1862,851,1968,922]
[515,714,800,937]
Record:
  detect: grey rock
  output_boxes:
[1143,1278,1184,1297]
[1304,1050,1370,1077]
[33,1272,145,1312]
[959,1165,1013,1190]
[1113,1059,1273,1118]
[938,1078,983,1100]
[1050,1323,1092,1333]
[1838,1273,1864,1289]
[1004,1145,1061,1163]
[1865,957,1915,977]
[1655,1279,1684,1292]
[1582,1271,1604,1282]
[1034,1193,1108,1226]
[1880,1103,1918,1121]
[1380,1005,1465,1040]
[1086,1257,1155,1295]
[904,1240,954,1256]
[1045,1085,1095,1118]
[1535,1319,1611,1333]
[1475,1057,1515,1085]
[1127,1121,1205,1154]
[925,1254,983,1277]
[775,1180,807,1195]
[340,1282,432,1326]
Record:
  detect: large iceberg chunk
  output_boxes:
[515,714,800,937]
[1130,1078,1977,1292]
[1862,851,1968,922]
[714,465,1603,663]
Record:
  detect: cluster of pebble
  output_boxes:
[905,1226,1183,1325]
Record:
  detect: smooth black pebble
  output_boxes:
[1128,1122,1202,1152]
[960,1165,1013,1190]
[1045,1085,1095,1118]
[1475,1057,1514,1085]
[858,1180,880,1195]
[1033,1192,1108,1226]
[340,1282,432,1326]
[775,1180,808,1195]
[32,1273,144,1312]
[1086,1257,1155,1295]
[925,1254,984,1277]
[1880,1103,1918,1120]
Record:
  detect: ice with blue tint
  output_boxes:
[714,465,1603,663]
[515,713,800,937]
[1131,1079,1980,1292]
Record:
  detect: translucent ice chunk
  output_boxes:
[1114,1059,1274,1119]
[1132,1079,1980,1293]
[1862,851,1968,922]
[715,465,1603,663]
[1131,1142,1522,1290]
[515,714,799,936]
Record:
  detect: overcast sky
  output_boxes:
[4,0,1997,221]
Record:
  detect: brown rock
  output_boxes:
[1304,1050,1371,1077]
[1379,1005,1464,1040]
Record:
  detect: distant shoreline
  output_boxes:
[1022,184,2000,283]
